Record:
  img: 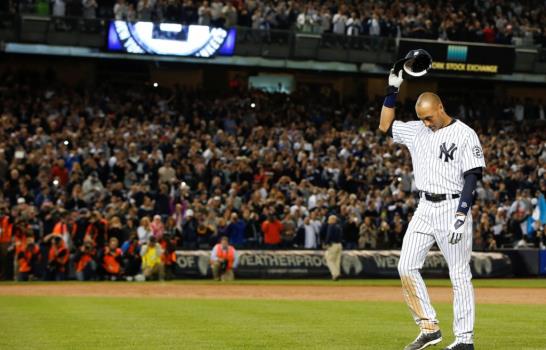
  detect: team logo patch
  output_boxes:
[439,142,457,162]
[461,202,468,208]
[472,146,483,158]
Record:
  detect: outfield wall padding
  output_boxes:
[500,249,540,276]
[538,250,546,276]
[173,250,514,279]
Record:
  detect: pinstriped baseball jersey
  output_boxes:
[393,117,483,346]
[392,119,486,193]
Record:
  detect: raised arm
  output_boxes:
[378,69,404,134]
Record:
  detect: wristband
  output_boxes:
[383,93,397,108]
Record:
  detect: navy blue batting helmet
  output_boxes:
[393,49,433,78]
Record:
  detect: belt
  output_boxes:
[419,191,460,202]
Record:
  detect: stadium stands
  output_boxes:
[7,0,546,47]
[0,67,544,281]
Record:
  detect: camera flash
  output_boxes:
[153,82,159,88]
[64,140,69,146]
[250,103,256,108]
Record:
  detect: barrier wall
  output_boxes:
[540,250,546,276]
[173,250,513,279]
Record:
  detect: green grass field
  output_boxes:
[1,279,545,350]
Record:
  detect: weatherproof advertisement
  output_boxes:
[107,21,236,57]
[173,250,513,279]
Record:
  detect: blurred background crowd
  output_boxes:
[4,0,546,46]
[0,68,545,281]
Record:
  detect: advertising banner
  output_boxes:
[174,250,513,279]
[398,39,515,74]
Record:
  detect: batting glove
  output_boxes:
[387,69,404,94]
[448,213,467,244]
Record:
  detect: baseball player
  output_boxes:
[378,67,485,349]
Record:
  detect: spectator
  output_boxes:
[140,236,165,281]
[367,13,381,48]
[299,215,319,249]
[113,0,129,20]
[346,12,361,36]
[127,3,137,20]
[151,215,165,240]
[137,217,153,244]
[209,0,224,27]
[281,212,297,247]
[158,160,176,184]
[332,7,347,35]
[52,0,66,16]
[108,216,127,243]
[359,216,377,249]
[324,215,342,281]
[226,212,246,247]
[182,209,198,249]
[82,0,98,19]
[137,0,154,20]
[222,1,238,28]
[261,214,283,248]
[343,215,359,249]
[243,211,262,248]
[210,235,238,281]
[121,233,142,280]
[51,159,69,187]
[82,172,104,203]
[198,0,211,26]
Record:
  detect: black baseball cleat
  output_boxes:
[403,330,442,350]
[443,343,474,350]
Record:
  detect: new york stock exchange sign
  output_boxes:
[173,250,513,278]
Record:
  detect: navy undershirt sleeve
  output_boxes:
[457,167,483,215]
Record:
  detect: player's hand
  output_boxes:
[448,214,466,244]
[388,68,404,90]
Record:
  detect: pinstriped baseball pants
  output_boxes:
[398,197,474,344]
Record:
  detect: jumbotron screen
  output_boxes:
[107,21,236,58]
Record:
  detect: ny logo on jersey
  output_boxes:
[439,142,457,162]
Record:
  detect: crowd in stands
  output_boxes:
[0,68,545,282]
[6,0,546,46]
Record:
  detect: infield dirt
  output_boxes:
[0,283,544,304]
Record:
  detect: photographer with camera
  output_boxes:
[0,206,14,280]
[74,237,97,281]
[101,237,123,280]
[43,234,69,281]
[210,236,238,281]
[15,233,42,281]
